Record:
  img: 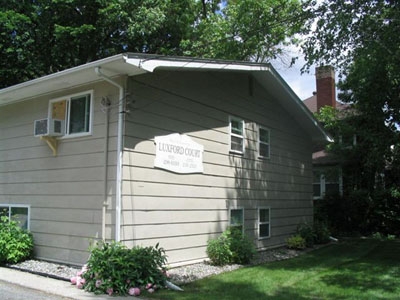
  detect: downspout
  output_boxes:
[101,97,110,240]
[95,67,124,242]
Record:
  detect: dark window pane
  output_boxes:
[259,128,269,143]
[69,95,90,134]
[11,207,28,230]
[231,120,243,135]
[0,207,9,218]
[313,184,321,197]
[259,143,269,157]
[230,209,243,226]
[259,209,269,222]
[259,223,270,238]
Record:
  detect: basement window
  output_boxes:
[49,91,93,137]
[229,208,244,233]
[0,205,30,230]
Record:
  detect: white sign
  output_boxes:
[154,133,204,174]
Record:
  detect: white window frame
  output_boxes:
[229,208,244,233]
[0,204,31,230]
[229,116,245,154]
[313,169,343,200]
[49,90,94,138]
[313,172,323,200]
[258,207,271,239]
[258,125,270,159]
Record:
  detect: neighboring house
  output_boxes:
[0,53,330,266]
[303,66,352,200]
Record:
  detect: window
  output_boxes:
[49,91,93,137]
[258,126,270,158]
[313,168,342,199]
[258,207,270,239]
[313,171,322,198]
[0,205,30,230]
[230,208,244,232]
[229,116,245,153]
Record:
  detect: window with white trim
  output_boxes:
[258,207,270,239]
[0,205,30,230]
[49,91,93,137]
[258,126,270,158]
[229,116,245,153]
[313,168,342,199]
[230,208,244,232]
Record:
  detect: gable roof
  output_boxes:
[0,53,331,145]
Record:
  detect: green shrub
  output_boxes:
[313,221,331,244]
[0,216,34,265]
[286,235,306,250]
[228,227,256,264]
[207,227,256,266]
[80,241,167,296]
[206,235,232,266]
[297,222,315,247]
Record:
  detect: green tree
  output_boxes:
[303,0,400,189]
[0,0,308,88]
[184,0,307,62]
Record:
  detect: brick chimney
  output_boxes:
[315,66,336,111]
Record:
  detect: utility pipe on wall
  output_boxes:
[101,97,110,240]
[95,67,124,242]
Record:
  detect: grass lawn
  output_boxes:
[150,239,400,300]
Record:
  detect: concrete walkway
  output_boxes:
[0,267,138,299]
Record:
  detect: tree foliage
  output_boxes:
[183,0,308,62]
[0,0,307,89]
[304,0,400,190]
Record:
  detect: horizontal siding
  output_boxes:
[0,81,121,265]
[121,71,314,266]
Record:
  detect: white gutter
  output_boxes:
[95,66,124,242]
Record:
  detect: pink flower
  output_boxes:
[128,287,136,296]
[79,278,86,285]
[95,279,102,288]
[132,287,141,296]
[77,270,83,276]
[77,281,84,289]
[107,288,113,296]
[70,276,77,285]
[148,288,155,293]
[145,283,153,289]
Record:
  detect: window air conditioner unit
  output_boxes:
[34,118,65,137]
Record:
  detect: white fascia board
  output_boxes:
[125,56,270,73]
